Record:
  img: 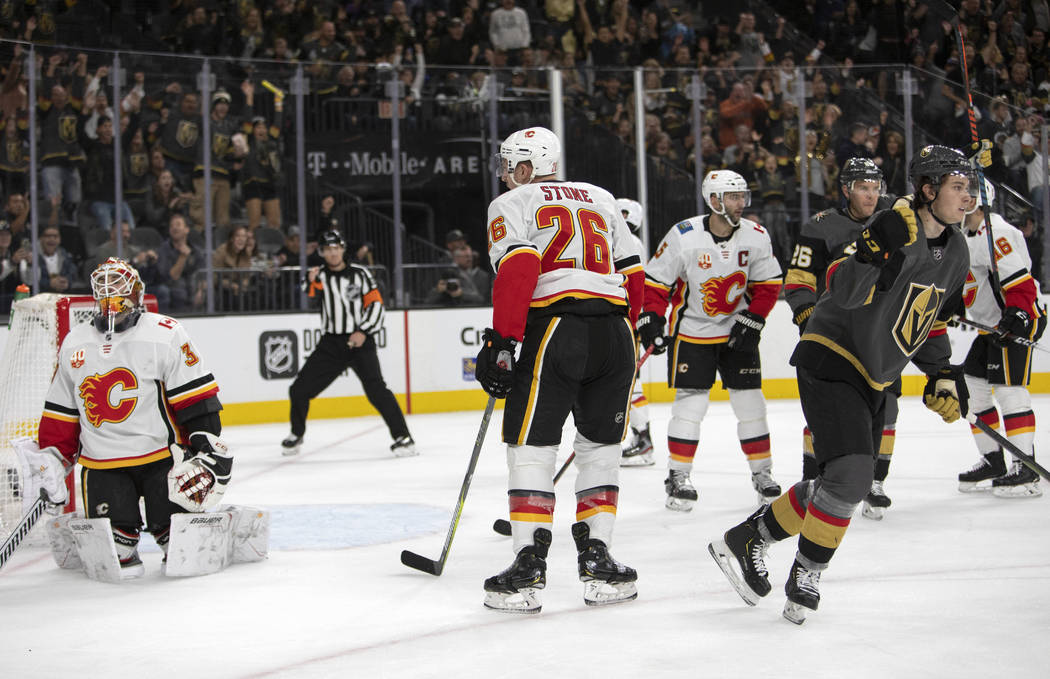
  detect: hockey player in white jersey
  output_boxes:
[616,197,654,466]
[22,258,230,578]
[476,126,644,613]
[638,170,783,510]
[958,181,1044,497]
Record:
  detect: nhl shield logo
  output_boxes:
[259,331,298,379]
[892,282,944,356]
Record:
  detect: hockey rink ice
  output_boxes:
[2,396,1048,678]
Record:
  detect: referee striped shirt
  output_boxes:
[308,264,385,335]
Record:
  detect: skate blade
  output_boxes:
[665,495,696,512]
[280,446,301,457]
[483,588,542,614]
[783,600,809,625]
[992,483,1043,498]
[957,480,995,493]
[391,446,419,458]
[861,502,885,521]
[707,540,761,606]
[583,580,638,606]
[620,453,654,467]
[120,563,145,580]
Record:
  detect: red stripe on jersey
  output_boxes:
[784,282,816,293]
[643,279,672,315]
[1003,276,1038,316]
[625,269,644,324]
[787,485,807,519]
[170,387,220,411]
[492,249,542,341]
[825,258,846,290]
[928,327,947,338]
[746,281,782,318]
[38,414,80,466]
[808,503,851,528]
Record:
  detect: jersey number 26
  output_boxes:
[536,205,612,274]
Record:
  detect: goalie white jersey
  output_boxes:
[963,212,1041,326]
[39,312,220,469]
[645,216,783,341]
[486,181,642,308]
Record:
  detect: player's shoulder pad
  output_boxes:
[739,216,766,233]
[812,208,834,222]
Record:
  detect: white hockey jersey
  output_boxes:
[39,312,220,469]
[963,212,1041,327]
[645,215,783,341]
[486,181,642,308]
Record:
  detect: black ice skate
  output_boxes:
[861,480,892,520]
[280,434,302,457]
[483,528,551,614]
[621,424,654,467]
[958,450,1007,492]
[664,469,698,511]
[390,435,419,458]
[572,522,638,606]
[992,459,1042,498]
[708,505,772,606]
[783,559,821,625]
[750,467,782,504]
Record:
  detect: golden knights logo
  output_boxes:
[59,115,78,144]
[213,133,230,158]
[129,151,149,177]
[892,283,944,355]
[176,120,199,148]
[6,140,22,165]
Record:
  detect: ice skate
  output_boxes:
[992,459,1042,498]
[390,435,419,458]
[572,522,637,606]
[483,528,550,614]
[861,480,892,520]
[750,468,781,504]
[119,551,145,580]
[783,559,821,625]
[280,435,302,457]
[708,505,772,606]
[620,425,654,467]
[664,469,698,511]
[958,450,1006,492]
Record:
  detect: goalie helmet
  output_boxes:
[500,126,560,186]
[966,177,996,215]
[840,157,884,192]
[701,170,750,225]
[616,198,644,235]
[90,257,144,335]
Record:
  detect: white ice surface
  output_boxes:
[2,397,1048,679]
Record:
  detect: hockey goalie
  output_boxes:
[17,258,266,581]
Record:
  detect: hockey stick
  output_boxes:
[491,345,657,537]
[965,412,1050,482]
[951,316,1050,353]
[0,490,52,572]
[400,395,497,576]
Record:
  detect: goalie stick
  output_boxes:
[400,395,497,576]
[491,345,657,537]
[952,316,1049,353]
[0,490,54,572]
[966,412,1050,482]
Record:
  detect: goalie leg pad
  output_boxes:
[164,512,233,577]
[47,513,82,570]
[69,518,143,582]
[223,504,271,563]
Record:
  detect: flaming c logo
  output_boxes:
[78,368,139,428]
[700,271,748,316]
[962,270,978,308]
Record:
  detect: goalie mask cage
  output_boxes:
[0,293,157,548]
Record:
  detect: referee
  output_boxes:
[281,230,416,457]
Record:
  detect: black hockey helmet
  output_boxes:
[840,157,883,188]
[908,145,972,204]
[319,229,346,249]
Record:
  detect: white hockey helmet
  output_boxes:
[500,126,561,185]
[966,177,996,215]
[616,198,645,235]
[701,170,750,225]
[90,257,144,335]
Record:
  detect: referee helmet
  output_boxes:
[319,230,346,249]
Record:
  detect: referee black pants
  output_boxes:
[288,333,409,440]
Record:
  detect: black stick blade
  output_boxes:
[492,519,511,536]
[400,549,442,576]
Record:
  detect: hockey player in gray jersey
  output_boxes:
[710,143,989,624]
[785,157,900,519]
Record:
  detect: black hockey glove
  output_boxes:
[726,310,765,353]
[475,328,516,399]
[636,311,668,355]
[792,304,814,334]
[854,204,918,267]
[994,307,1032,347]
[923,365,969,424]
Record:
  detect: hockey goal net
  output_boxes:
[0,294,156,547]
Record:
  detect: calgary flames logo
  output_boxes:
[78,368,139,428]
[962,270,978,308]
[700,271,748,316]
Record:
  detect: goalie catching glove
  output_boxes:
[167,432,233,512]
[727,310,765,352]
[854,201,918,267]
[12,437,71,514]
[923,365,969,423]
[636,311,668,355]
[475,328,516,399]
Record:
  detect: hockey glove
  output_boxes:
[12,437,71,514]
[854,204,918,267]
[475,328,516,399]
[994,306,1032,347]
[967,139,993,169]
[636,311,668,355]
[167,432,233,512]
[726,310,765,353]
[923,365,969,424]
[792,304,814,334]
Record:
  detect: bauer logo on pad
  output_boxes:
[259,331,298,379]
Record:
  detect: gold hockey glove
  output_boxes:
[923,366,969,423]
